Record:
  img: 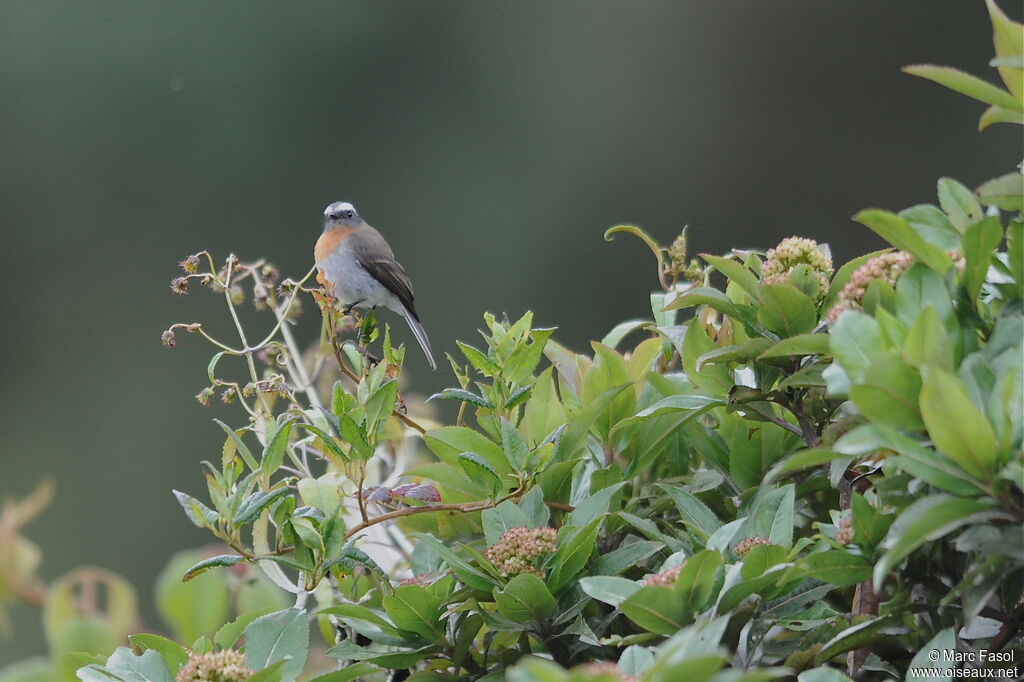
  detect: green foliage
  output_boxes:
[0,4,1020,680]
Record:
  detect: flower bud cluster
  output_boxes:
[826,250,913,323]
[176,649,252,682]
[733,535,770,557]
[484,526,557,577]
[642,562,684,587]
[761,237,834,301]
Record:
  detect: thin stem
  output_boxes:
[343,486,525,541]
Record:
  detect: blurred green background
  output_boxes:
[1,0,1021,663]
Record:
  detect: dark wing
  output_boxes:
[351,226,421,319]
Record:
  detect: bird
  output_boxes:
[314,201,437,371]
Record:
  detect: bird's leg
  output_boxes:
[341,299,364,317]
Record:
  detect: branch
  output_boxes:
[344,487,524,540]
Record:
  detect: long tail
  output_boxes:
[401,306,437,371]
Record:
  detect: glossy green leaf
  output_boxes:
[961,216,1003,302]
[181,554,245,583]
[620,586,690,635]
[854,209,952,273]
[849,353,924,431]
[902,64,1022,111]
[494,574,556,623]
[382,585,444,642]
[976,172,1024,211]
[578,575,642,607]
[213,607,278,650]
[702,253,762,302]
[920,366,999,478]
[873,494,1002,590]
[126,634,188,673]
[899,204,962,250]
[757,283,817,337]
[828,312,883,382]
[758,334,830,359]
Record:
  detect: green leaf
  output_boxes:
[425,426,511,475]
[758,334,830,359]
[427,387,493,409]
[902,64,1023,112]
[681,321,733,395]
[902,307,953,371]
[171,490,218,529]
[494,574,556,623]
[578,576,642,607]
[834,424,984,496]
[409,533,500,592]
[823,249,892,312]
[499,418,529,472]
[854,209,952,273]
[547,518,602,593]
[765,448,846,482]
[742,485,795,549]
[553,383,631,461]
[937,177,986,231]
[566,482,625,528]
[894,264,954,329]
[126,634,188,673]
[663,287,744,320]
[382,585,444,642]
[976,172,1024,211]
[481,500,530,546]
[78,648,172,682]
[601,319,651,349]
[582,343,636,441]
[214,419,259,471]
[261,419,293,479]
[521,368,566,446]
[364,379,399,435]
[787,551,871,588]
[244,609,309,682]
[181,554,246,583]
[235,487,291,525]
[696,339,773,369]
[325,641,437,668]
[961,216,1004,302]
[620,586,690,635]
[899,204,962,250]
[978,104,1024,129]
[214,607,278,649]
[849,353,924,432]
[906,628,956,681]
[702,254,761,301]
[674,549,722,611]
[757,283,817,337]
[919,366,999,478]
[657,484,721,540]
[592,540,664,576]
[985,0,1024,99]
[457,341,500,376]
[829,313,883,382]
[873,494,1002,590]
[814,614,899,666]
[457,452,501,494]
[305,664,380,682]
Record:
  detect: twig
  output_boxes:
[344,487,524,540]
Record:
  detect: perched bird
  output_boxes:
[314,201,437,370]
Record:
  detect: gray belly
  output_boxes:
[318,245,402,312]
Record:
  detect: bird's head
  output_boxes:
[323,201,361,229]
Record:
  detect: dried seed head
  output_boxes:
[161,329,176,347]
[179,254,201,273]
[170,277,190,296]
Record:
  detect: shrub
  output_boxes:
[1,3,1021,681]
